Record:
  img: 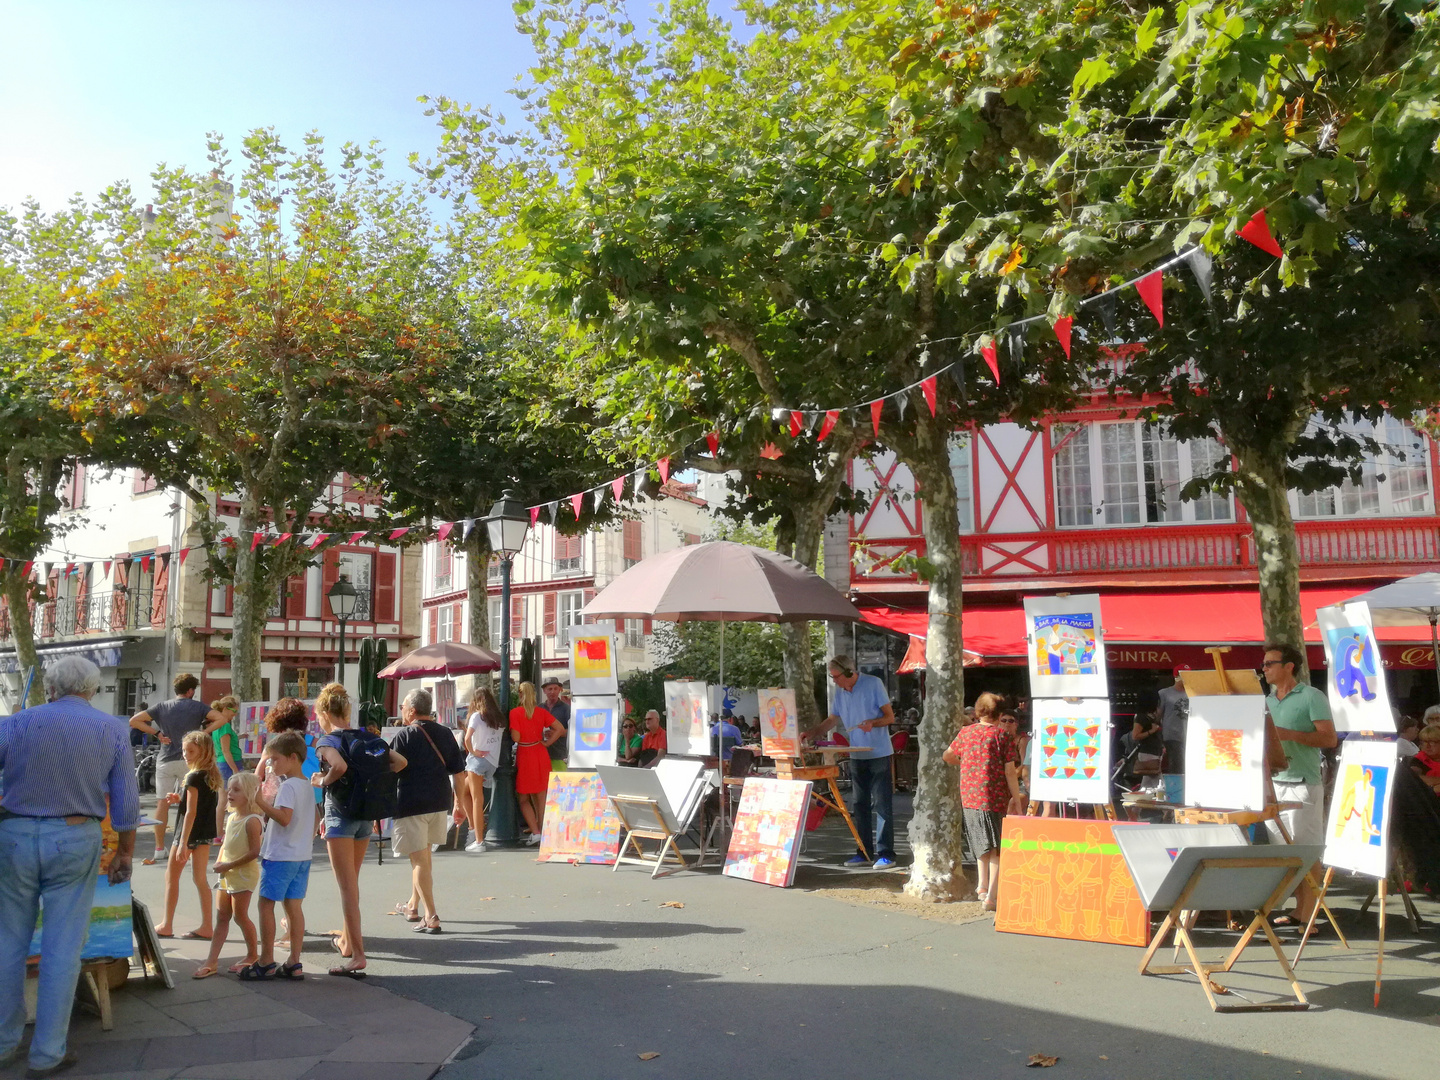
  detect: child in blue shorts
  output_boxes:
[242,732,316,980]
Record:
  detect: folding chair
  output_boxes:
[596,761,708,878]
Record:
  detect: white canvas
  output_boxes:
[1147,844,1320,913]
[1023,594,1107,699]
[567,695,620,769]
[1028,698,1112,804]
[1323,739,1399,879]
[570,631,619,695]
[1184,695,1267,811]
[1317,601,1395,733]
[662,680,709,756]
[1112,823,1247,909]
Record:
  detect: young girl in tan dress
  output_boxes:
[193,772,264,978]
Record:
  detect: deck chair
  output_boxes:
[597,760,708,878]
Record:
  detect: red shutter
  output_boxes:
[224,584,234,616]
[511,594,524,637]
[320,550,339,618]
[643,617,653,635]
[582,588,597,624]
[453,602,464,640]
[285,571,307,618]
[428,605,439,644]
[111,560,129,630]
[543,592,557,635]
[149,555,170,626]
[65,465,86,509]
[622,520,642,563]
[74,567,91,631]
[374,551,396,622]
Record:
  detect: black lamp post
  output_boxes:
[326,575,358,683]
[482,489,530,845]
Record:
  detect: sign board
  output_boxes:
[1024,593,1107,699]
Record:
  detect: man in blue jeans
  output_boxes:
[816,656,897,870]
[0,657,139,1078]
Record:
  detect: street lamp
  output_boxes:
[482,488,529,845]
[326,575,358,684]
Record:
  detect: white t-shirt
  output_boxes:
[467,713,504,761]
[261,775,316,862]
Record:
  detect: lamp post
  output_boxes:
[482,488,530,846]
[326,575,358,685]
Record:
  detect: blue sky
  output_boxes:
[0,1,546,212]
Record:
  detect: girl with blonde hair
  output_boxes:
[193,772,264,978]
[155,731,223,938]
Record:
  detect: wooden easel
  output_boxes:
[1294,850,1416,1005]
[1138,854,1312,1012]
[780,746,869,856]
[609,794,691,878]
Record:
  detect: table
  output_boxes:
[775,746,872,856]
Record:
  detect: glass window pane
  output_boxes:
[948,437,973,533]
[1099,423,1140,524]
[1053,425,1093,527]
[1186,438,1233,522]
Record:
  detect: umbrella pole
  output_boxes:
[719,617,729,836]
[1430,614,1439,698]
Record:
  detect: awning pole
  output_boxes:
[1430,614,1439,698]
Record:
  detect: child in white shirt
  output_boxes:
[242,732,316,980]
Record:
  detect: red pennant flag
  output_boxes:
[21,561,33,576]
[570,492,584,518]
[759,442,783,460]
[102,560,112,578]
[179,548,190,566]
[388,527,409,541]
[307,533,330,551]
[437,521,454,544]
[1135,271,1164,326]
[1053,315,1073,358]
[817,409,839,442]
[250,532,264,551]
[982,341,1001,384]
[273,533,292,546]
[1238,208,1283,257]
[140,555,151,574]
[528,506,541,527]
[870,399,883,437]
[921,377,937,416]
[222,537,236,546]
[612,476,625,501]
[64,562,75,576]
[346,531,363,545]
[706,431,719,457]
[658,457,671,484]
[789,411,803,438]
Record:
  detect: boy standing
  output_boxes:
[244,732,315,980]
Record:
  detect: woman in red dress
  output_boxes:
[509,682,564,845]
[943,692,1024,911]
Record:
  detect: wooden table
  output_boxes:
[775,746,871,856]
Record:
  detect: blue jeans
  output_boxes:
[849,756,895,861]
[0,817,103,1070]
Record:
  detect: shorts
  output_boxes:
[1266,781,1324,847]
[466,755,496,780]
[392,811,448,857]
[156,758,189,800]
[322,806,374,841]
[258,858,310,902]
[218,761,235,786]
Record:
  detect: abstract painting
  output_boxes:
[571,632,619,695]
[724,778,813,888]
[538,771,622,865]
[567,696,619,768]
[1184,695,1266,810]
[1029,698,1112,805]
[663,679,709,756]
[1317,601,1395,733]
[1323,738,1398,878]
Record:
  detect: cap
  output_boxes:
[541,676,564,688]
[1172,665,1191,677]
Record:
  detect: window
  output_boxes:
[133,470,159,495]
[947,436,974,533]
[555,533,583,574]
[436,604,455,643]
[266,584,284,619]
[488,597,502,644]
[1053,421,1233,527]
[210,585,229,615]
[338,551,374,620]
[432,541,454,593]
[487,557,501,582]
[623,520,642,568]
[1295,415,1432,519]
[558,591,584,637]
[625,618,644,649]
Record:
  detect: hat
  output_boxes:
[541,676,564,688]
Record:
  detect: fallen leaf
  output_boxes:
[1207,979,1231,996]
[1099,1055,1108,1060]
[639,1052,660,1061]
[1026,1054,1058,1068]
[924,946,932,950]
[726,1032,736,1036]
[660,901,685,909]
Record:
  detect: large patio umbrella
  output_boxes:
[377,640,502,680]
[1344,572,1440,693]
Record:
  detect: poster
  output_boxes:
[1317,601,1395,733]
[1029,698,1112,804]
[538,771,622,864]
[663,680,709,756]
[759,687,799,760]
[30,804,132,962]
[995,817,1149,946]
[570,631,619,695]
[1023,594,1107,699]
[567,695,619,769]
[1184,695,1266,810]
[723,778,813,888]
[1323,738,1398,878]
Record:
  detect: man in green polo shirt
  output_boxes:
[1262,642,1337,926]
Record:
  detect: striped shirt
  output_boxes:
[0,695,141,829]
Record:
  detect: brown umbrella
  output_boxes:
[377,640,501,680]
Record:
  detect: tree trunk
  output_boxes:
[1232,443,1309,680]
[895,408,974,903]
[465,528,493,651]
[228,496,266,700]
[2,572,44,707]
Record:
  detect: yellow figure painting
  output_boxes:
[1334,765,1382,845]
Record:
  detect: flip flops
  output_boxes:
[328,965,367,979]
[191,965,217,980]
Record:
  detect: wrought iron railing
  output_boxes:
[0,587,160,646]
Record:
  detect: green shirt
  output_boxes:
[212,722,240,767]
[1266,682,1331,785]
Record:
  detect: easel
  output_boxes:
[1138,852,1313,1012]
[780,745,869,856]
[609,794,692,878]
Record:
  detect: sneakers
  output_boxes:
[465,840,487,853]
[843,855,869,867]
[524,833,542,846]
[873,857,898,870]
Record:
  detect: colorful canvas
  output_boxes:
[724,778,812,887]
[30,804,132,962]
[567,695,619,768]
[571,632,619,695]
[1184,695,1266,810]
[538,771,622,864]
[1023,594,1107,698]
[995,817,1149,946]
[759,687,800,760]
[1317,601,1395,733]
[1029,698,1112,805]
[663,679,709,756]
[1323,738,1398,878]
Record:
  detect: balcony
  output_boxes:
[0,588,161,647]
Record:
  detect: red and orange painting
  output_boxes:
[1204,729,1244,772]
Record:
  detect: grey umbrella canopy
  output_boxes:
[1345,572,1440,693]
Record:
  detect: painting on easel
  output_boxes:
[571,631,620,695]
[1028,698,1112,805]
[1023,594,1107,699]
[1323,739,1398,879]
[1183,695,1266,811]
[663,680,709,756]
[567,696,619,769]
[1317,601,1395,733]
[758,687,799,760]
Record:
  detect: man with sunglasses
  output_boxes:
[1261,642,1337,927]
[816,655,897,870]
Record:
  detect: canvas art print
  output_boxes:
[1317,601,1395,733]
[1029,698,1112,804]
[1323,738,1399,878]
[571,632,619,695]
[759,687,800,760]
[1023,594,1107,698]
[1184,695,1266,810]
[538,771,622,864]
[30,804,132,962]
[663,680,709,756]
[567,696,619,769]
[723,778,813,888]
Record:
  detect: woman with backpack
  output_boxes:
[313,682,406,977]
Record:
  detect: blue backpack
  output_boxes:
[334,729,398,821]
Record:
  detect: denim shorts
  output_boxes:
[322,807,374,841]
[258,858,310,902]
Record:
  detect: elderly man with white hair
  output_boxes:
[388,689,464,934]
[0,656,140,1078]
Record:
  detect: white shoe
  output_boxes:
[524,834,542,846]
[465,840,487,853]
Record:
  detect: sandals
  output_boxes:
[238,962,278,981]
[328,965,367,979]
[276,962,304,980]
[413,916,442,935]
[391,902,420,922]
[191,965,218,980]
[181,930,212,940]
[227,960,255,974]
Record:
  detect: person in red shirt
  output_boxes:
[1412,724,1440,794]
[639,710,667,766]
[943,692,1025,910]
